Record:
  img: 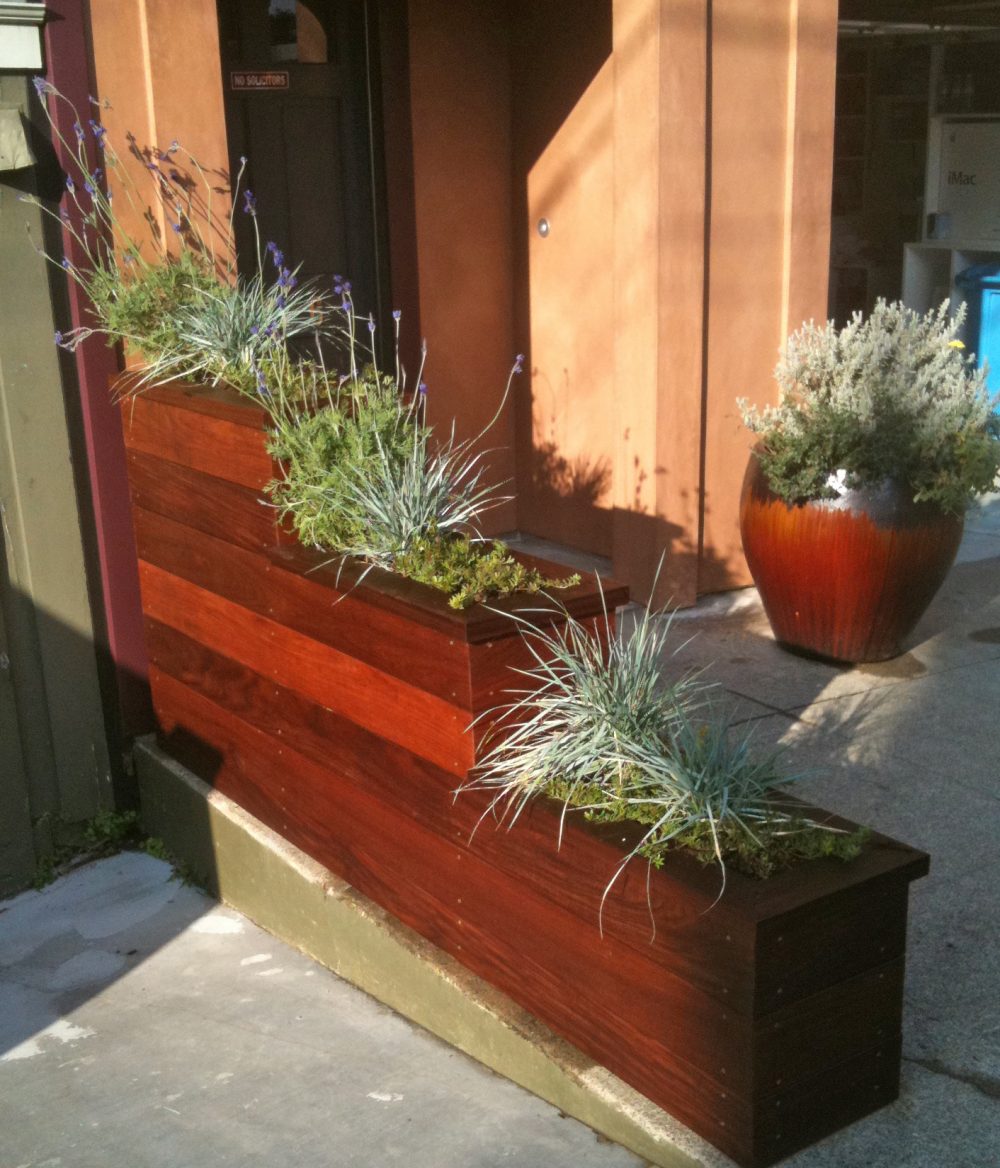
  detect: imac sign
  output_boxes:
[937,125,1000,241]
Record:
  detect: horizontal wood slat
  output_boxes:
[145,616,761,1006]
[138,560,473,775]
[127,450,279,552]
[752,958,904,1090]
[268,540,628,644]
[118,377,272,429]
[133,506,474,708]
[121,393,274,489]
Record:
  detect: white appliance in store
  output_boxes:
[935,120,1000,242]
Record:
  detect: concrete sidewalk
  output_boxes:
[2,495,998,1168]
[0,852,646,1168]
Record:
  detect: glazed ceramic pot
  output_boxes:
[739,454,964,663]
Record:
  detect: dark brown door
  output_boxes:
[216,0,386,320]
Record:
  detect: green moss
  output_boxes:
[394,532,580,609]
[543,775,868,880]
[664,817,870,879]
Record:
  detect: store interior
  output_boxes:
[833,2,1000,350]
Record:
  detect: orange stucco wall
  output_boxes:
[87,0,837,606]
[88,0,232,275]
[406,0,517,535]
[700,0,837,595]
[407,0,836,604]
[509,2,615,559]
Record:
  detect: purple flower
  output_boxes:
[243,189,256,214]
[171,222,182,234]
[392,309,402,322]
[73,122,84,143]
[32,77,54,97]
[168,140,180,153]
[513,353,525,374]
[418,381,428,397]
[84,180,96,195]
[61,258,71,270]
[367,317,376,334]
[54,330,64,345]
[65,176,75,193]
[59,209,71,224]
[89,120,107,146]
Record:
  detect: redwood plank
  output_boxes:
[120,377,271,429]
[127,451,278,552]
[138,561,473,775]
[133,507,473,707]
[269,541,629,644]
[121,394,274,488]
[145,616,760,1006]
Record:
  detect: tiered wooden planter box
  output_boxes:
[122,382,929,1168]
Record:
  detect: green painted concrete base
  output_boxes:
[135,737,715,1168]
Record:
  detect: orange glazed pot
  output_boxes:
[739,455,964,663]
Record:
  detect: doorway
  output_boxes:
[215,0,388,322]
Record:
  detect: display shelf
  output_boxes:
[902,241,1000,326]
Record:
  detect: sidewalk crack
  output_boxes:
[904,1055,1000,1101]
